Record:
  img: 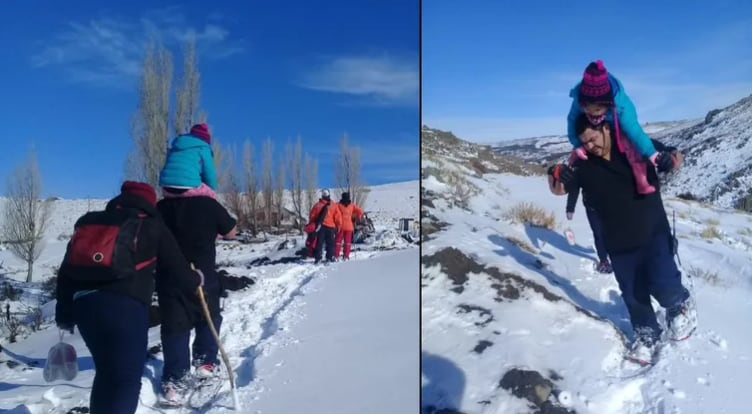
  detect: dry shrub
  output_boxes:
[700,225,720,240]
[505,202,556,230]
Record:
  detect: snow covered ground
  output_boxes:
[0,180,419,413]
[421,172,752,414]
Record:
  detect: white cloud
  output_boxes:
[315,140,419,165]
[297,55,418,106]
[31,9,244,87]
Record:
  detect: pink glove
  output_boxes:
[574,146,588,160]
[648,152,659,166]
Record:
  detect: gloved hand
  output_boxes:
[546,164,557,176]
[194,268,205,287]
[549,163,578,194]
[654,151,675,173]
[566,212,573,221]
[56,321,74,334]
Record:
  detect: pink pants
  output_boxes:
[161,183,217,199]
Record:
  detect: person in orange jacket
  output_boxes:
[308,189,342,264]
[334,192,364,260]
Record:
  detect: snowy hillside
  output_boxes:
[421,139,752,413]
[490,94,752,209]
[658,95,752,209]
[0,181,419,413]
[421,126,544,179]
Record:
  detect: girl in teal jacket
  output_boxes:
[159,123,218,198]
[567,60,660,194]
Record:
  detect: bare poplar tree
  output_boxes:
[242,140,259,236]
[173,33,201,136]
[334,133,369,207]
[196,110,208,124]
[334,132,352,198]
[261,138,274,231]
[212,137,232,195]
[222,146,246,229]
[274,161,285,230]
[286,136,304,233]
[303,153,318,213]
[349,146,369,207]
[126,37,173,188]
[2,150,52,282]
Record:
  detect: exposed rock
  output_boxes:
[422,248,484,293]
[473,340,494,354]
[499,369,576,413]
[456,304,494,327]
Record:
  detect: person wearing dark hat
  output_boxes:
[55,181,204,414]
[334,192,364,260]
[159,123,218,199]
[565,60,676,195]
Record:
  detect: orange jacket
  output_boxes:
[336,203,364,232]
[309,199,342,229]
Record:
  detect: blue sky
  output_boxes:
[423,0,752,143]
[1,0,418,198]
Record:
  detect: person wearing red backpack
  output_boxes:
[334,192,364,260]
[55,181,203,414]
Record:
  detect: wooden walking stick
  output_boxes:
[193,265,240,410]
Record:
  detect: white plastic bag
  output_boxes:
[43,331,78,382]
[564,228,576,246]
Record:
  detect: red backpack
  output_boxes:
[304,202,330,257]
[63,209,156,282]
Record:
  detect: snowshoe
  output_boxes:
[194,363,222,380]
[623,336,659,367]
[158,382,188,408]
[667,297,698,341]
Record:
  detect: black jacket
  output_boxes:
[155,196,236,334]
[570,139,673,253]
[565,140,675,214]
[565,182,590,214]
[55,194,200,326]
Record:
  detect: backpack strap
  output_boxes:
[315,202,330,227]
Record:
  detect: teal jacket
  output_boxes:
[159,134,217,190]
[567,74,656,158]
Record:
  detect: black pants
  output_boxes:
[610,231,690,343]
[314,226,336,262]
[585,205,608,262]
[161,310,223,384]
[160,281,222,385]
[74,291,148,414]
